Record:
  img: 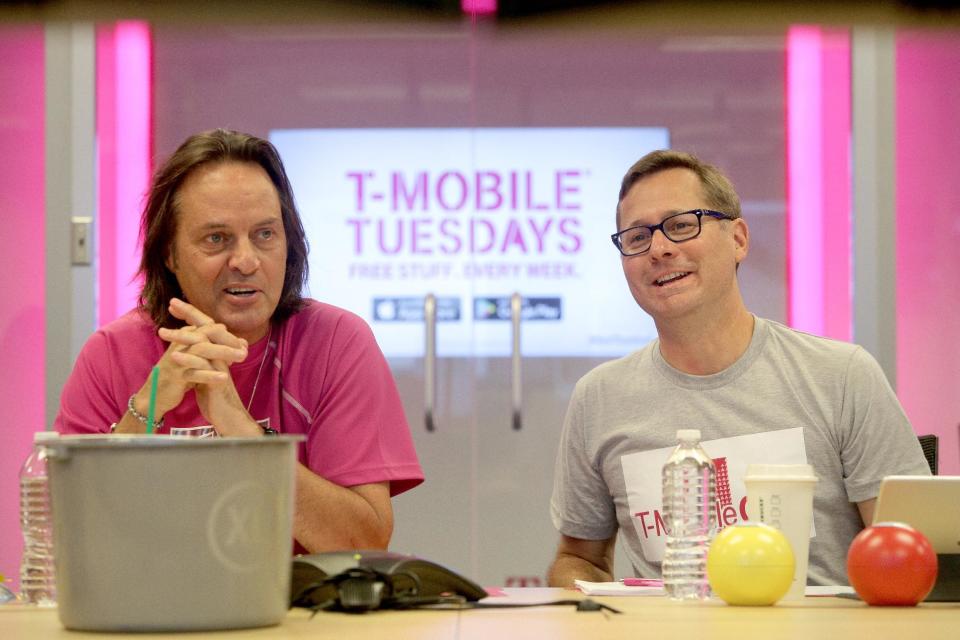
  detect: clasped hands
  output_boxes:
[130,298,262,436]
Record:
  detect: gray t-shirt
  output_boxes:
[550,316,930,585]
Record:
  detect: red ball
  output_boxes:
[846,522,938,606]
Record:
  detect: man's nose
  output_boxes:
[648,227,675,257]
[228,239,261,274]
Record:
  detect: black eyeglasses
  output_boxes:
[610,209,734,256]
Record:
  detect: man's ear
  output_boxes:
[731,217,749,265]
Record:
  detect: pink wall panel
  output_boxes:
[0,26,45,591]
[896,31,960,475]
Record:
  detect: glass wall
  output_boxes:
[149,19,789,582]
[151,23,788,324]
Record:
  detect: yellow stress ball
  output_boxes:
[707,522,795,606]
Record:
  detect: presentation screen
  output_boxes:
[271,127,669,357]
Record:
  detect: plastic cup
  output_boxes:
[743,464,818,601]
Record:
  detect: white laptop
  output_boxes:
[873,475,960,601]
[873,475,960,553]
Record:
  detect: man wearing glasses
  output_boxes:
[547,150,929,588]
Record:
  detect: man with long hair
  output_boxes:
[55,129,423,553]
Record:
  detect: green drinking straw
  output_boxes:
[147,365,159,434]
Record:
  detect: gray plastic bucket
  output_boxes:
[45,434,300,632]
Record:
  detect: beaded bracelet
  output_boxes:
[127,394,164,430]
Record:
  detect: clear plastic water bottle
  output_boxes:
[661,428,716,600]
[19,431,58,606]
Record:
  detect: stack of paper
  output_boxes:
[574,580,855,598]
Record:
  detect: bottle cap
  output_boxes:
[676,429,701,442]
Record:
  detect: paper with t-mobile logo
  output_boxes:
[170,426,217,438]
[620,427,810,561]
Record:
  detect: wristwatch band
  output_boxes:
[127,394,164,430]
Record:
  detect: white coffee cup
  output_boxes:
[743,463,818,601]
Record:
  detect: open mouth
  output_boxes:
[654,272,690,287]
[225,287,258,298]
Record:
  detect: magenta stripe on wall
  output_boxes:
[97,21,152,327]
[786,26,851,341]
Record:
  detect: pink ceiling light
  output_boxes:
[462,0,497,15]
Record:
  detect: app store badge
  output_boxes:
[372,296,461,322]
[473,296,562,321]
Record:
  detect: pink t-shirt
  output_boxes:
[54,299,424,497]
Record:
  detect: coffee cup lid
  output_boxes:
[743,463,818,482]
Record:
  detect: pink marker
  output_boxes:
[622,578,663,587]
